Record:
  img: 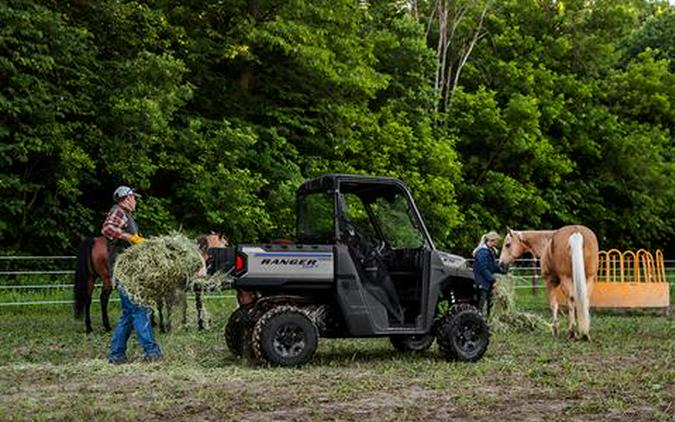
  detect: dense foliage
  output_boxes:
[1,0,673,255]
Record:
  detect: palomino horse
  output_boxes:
[73,233,227,333]
[498,225,599,340]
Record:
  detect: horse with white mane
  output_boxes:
[498,225,599,340]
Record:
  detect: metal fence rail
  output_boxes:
[0,256,673,307]
[0,295,234,307]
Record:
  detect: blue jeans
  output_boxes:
[109,284,161,362]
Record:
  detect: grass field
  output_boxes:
[0,285,673,421]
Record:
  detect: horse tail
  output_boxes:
[568,232,590,336]
[74,237,95,319]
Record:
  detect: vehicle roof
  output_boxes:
[297,173,407,195]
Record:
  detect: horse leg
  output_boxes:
[157,300,166,334]
[561,278,577,340]
[181,290,188,328]
[545,280,559,336]
[580,276,594,342]
[85,276,95,334]
[99,249,113,332]
[567,295,577,340]
[100,276,113,332]
[195,285,205,331]
[166,301,172,333]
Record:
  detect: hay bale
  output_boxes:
[489,274,549,333]
[113,232,205,307]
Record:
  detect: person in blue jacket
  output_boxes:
[472,231,506,317]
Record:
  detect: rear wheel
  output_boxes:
[389,334,435,353]
[225,306,253,357]
[437,304,489,362]
[252,305,318,366]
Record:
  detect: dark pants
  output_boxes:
[478,287,493,318]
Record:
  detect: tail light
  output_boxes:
[234,253,247,275]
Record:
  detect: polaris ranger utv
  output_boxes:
[210,174,489,366]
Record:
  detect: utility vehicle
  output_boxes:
[209,174,489,366]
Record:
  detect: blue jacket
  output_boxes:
[473,246,504,290]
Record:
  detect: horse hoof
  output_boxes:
[566,331,576,341]
[580,333,591,342]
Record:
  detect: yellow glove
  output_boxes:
[129,234,145,245]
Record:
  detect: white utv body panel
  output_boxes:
[239,245,334,281]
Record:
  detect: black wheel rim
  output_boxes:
[272,322,306,358]
[453,319,482,355]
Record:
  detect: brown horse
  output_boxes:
[73,233,227,333]
[498,225,599,340]
[74,237,112,333]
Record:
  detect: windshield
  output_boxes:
[339,188,426,249]
[369,194,425,249]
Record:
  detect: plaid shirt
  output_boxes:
[101,205,135,241]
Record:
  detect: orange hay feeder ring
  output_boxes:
[550,249,670,309]
[591,249,669,309]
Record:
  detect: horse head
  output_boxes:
[499,228,528,266]
[195,233,229,275]
[197,233,228,254]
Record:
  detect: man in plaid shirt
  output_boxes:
[104,186,161,364]
[102,186,144,269]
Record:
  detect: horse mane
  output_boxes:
[196,236,209,254]
[517,230,557,257]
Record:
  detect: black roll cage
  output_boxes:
[296,174,435,250]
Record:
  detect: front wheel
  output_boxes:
[437,304,489,362]
[252,305,318,366]
[389,334,435,353]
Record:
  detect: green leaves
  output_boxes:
[1,0,673,256]
[0,1,100,252]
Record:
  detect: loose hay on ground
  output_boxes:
[489,274,549,333]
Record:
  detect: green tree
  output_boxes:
[1,1,99,252]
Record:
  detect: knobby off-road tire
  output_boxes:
[389,334,435,353]
[252,305,319,366]
[436,304,490,362]
[225,306,253,357]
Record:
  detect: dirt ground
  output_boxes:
[0,300,672,421]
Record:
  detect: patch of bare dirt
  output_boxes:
[239,386,465,421]
[664,383,674,416]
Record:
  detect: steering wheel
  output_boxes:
[370,237,393,259]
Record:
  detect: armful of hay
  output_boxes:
[113,233,207,307]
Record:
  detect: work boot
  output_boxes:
[143,354,162,363]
